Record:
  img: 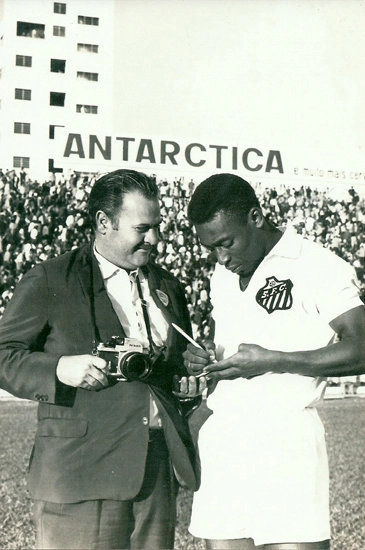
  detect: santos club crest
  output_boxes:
[256,276,293,314]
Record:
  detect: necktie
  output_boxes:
[130,271,156,355]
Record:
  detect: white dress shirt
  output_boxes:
[94,247,169,428]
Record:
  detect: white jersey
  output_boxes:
[189,225,362,545]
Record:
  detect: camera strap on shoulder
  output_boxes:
[134,273,156,358]
[90,249,103,355]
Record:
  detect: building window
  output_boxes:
[53,25,65,37]
[77,71,98,81]
[78,15,99,26]
[54,2,66,14]
[77,43,98,53]
[50,92,65,106]
[13,156,30,169]
[14,122,31,134]
[15,88,31,100]
[17,21,45,38]
[16,55,32,67]
[50,59,66,73]
[76,104,98,114]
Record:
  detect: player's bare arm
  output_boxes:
[203,305,365,381]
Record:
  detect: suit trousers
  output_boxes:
[33,430,179,549]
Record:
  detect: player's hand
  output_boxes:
[202,343,276,381]
[173,374,208,399]
[56,354,110,390]
[183,340,216,377]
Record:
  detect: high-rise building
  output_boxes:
[0,0,115,178]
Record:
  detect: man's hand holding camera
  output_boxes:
[56,354,110,390]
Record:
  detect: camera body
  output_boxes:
[96,336,152,382]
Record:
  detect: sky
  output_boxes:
[108,0,365,190]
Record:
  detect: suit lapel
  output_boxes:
[144,264,184,354]
[145,265,180,326]
[77,245,126,344]
[76,251,180,346]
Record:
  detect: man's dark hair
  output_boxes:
[188,173,260,225]
[88,169,158,230]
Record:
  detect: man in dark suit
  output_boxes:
[0,169,200,549]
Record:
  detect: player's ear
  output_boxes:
[247,207,264,228]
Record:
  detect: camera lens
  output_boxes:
[119,352,151,381]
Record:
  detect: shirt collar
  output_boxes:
[93,245,140,281]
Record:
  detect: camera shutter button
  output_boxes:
[142,416,149,426]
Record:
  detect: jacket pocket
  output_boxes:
[36,418,88,438]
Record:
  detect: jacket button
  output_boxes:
[142,416,149,425]
[35,394,48,402]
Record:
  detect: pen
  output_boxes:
[171,322,205,350]
[171,323,216,376]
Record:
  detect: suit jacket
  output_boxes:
[0,243,200,502]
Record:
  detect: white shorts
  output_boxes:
[189,394,330,545]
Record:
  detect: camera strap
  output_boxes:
[135,273,156,357]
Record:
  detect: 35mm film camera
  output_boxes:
[96,336,152,382]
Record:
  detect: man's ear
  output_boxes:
[95,211,108,234]
[248,207,264,228]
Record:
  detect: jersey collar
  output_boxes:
[265,222,303,261]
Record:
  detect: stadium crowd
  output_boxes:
[0,168,364,340]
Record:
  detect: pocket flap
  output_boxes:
[37,418,88,438]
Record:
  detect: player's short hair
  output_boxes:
[187,173,260,225]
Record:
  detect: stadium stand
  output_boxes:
[0,168,364,344]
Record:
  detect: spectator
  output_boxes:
[0,169,364,331]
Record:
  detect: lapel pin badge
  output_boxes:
[156,289,169,307]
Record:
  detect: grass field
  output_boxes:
[0,398,364,550]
